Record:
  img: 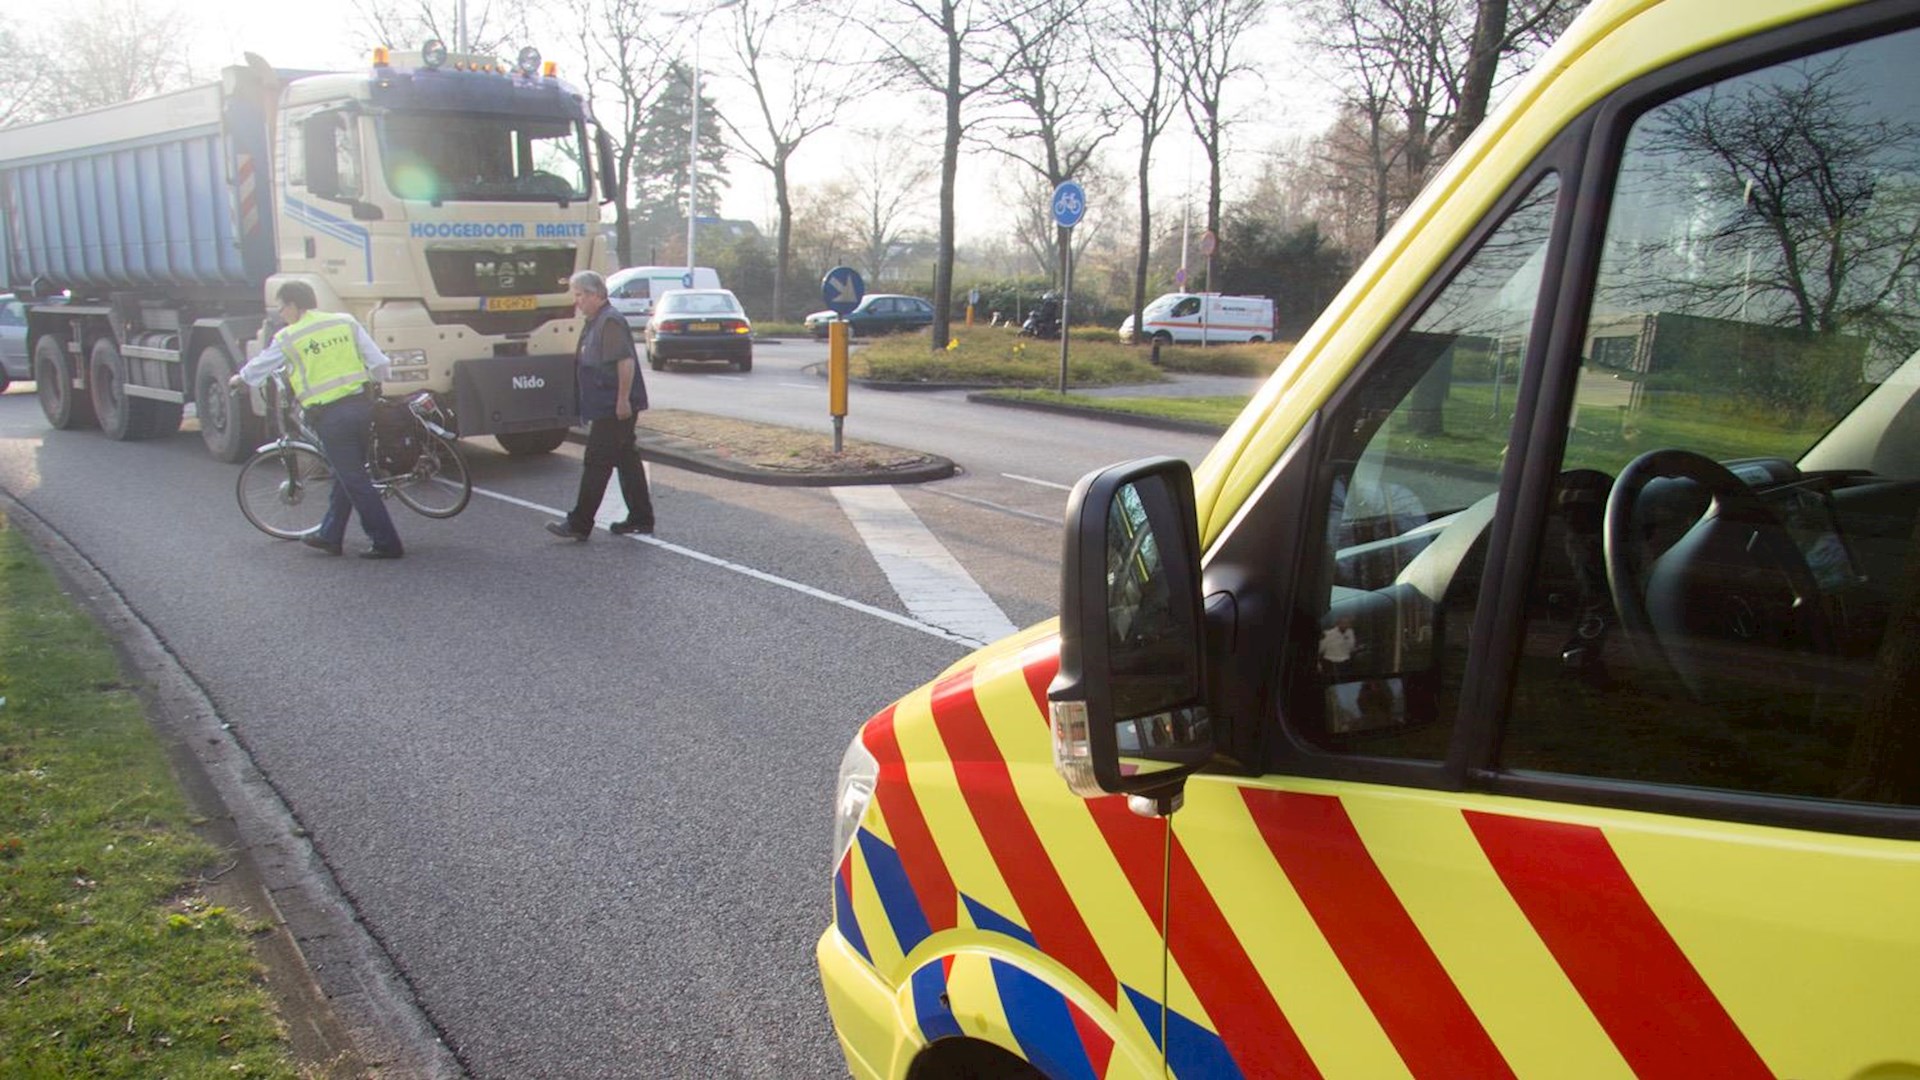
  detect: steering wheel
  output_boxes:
[1602,449,1833,696]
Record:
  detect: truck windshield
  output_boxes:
[378,111,590,203]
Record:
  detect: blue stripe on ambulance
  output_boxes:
[1125,985,1243,1079]
[833,865,871,964]
[911,962,964,1041]
[992,960,1102,1080]
[858,831,933,954]
[963,895,1037,948]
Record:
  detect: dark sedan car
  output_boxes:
[804,294,935,339]
[644,289,753,372]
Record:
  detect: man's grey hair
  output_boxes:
[570,270,609,298]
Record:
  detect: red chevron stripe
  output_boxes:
[930,668,1116,1001]
[865,703,958,934]
[1247,790,1514,1079]
[1067,996,1115,1077]
[1085,793,1328,1078]
[1022,647,1058,722]
[1464,812,1771,1079]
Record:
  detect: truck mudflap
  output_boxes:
[451,353,576,437]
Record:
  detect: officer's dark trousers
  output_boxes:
[310,393,404,553]
[567,413,654,531]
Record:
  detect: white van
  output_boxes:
[1119,291,1275,345]
[607,265,721,332]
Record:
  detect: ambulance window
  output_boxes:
[1500,25,1920,815]
[1172,297,1201,317]
[1300,176,1558,757]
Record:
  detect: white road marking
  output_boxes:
[830,485,1019,645]
[778,383,818,391]
[469,484,990,648]
[1003,472,1073,491]
[918,486,1058,525]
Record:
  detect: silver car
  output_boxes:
[0,295,29,391]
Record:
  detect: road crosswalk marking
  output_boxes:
[831,485,1020,645]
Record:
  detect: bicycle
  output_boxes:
[235,373,472,539]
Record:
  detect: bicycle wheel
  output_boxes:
[391,434,472,518]
[236,445,333,539]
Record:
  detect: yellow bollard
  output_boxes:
[829,320,849,453]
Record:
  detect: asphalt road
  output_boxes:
[0,357,1229,1078]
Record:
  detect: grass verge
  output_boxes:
[0,513,299,1079]
[852,326,1291,386]
[975,390,1249,430]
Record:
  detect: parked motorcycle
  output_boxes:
[1019,293,1063,339]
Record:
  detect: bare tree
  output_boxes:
[711,0,860,318]
[348,0,534,56]
[560,0,678,267]
[846,127,938,283]
[1169,0,1268,250]
[1092,0,1181,340]
[984,0,1120,288]
[866,0,1038,349]
[30,0,197,119]
[1296,0,1578,241]
[0,27,49,127]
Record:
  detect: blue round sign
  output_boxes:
[1051,180,1087,228]
[822,266,866,317]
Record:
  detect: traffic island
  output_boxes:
[624,409,955,487]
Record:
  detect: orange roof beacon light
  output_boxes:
[372,46,392,68]
[542,61,557,78]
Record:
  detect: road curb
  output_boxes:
[963,391,1230,436]
[563,424,958,487]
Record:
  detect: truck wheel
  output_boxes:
[90,338,183,440]
[495,429,567,456]
[34,333,97,430]
[195,346,259,462]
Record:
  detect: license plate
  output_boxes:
[484,295,537,312]
[689,321,720,332]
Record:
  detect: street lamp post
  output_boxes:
[674,0,741,280]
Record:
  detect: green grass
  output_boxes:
[0,515,299,1079]
[978,390,1249,430]
[853,326,1166,386]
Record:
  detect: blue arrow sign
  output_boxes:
[822,266,866,317]
[1051,180,1087,228]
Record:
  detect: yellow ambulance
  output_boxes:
[819,0,1920,1075]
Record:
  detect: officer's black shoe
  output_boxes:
[609,520,653,536]
[358,547,404,560]
[546,520,591,541]
[301,534,343,556]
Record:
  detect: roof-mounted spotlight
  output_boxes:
[516,47,542,76]
[420,39,449,69]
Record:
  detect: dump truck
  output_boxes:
[0,44,619,460]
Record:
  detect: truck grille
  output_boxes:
[428,307,576,336]
[425,248,577,297]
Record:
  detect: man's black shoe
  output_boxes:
[546,520,591,541]
[301,534,343,556]
[609,520,654,536]
[358,547,404,560]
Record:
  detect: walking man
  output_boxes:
[232,281,405,559]
[547,269,655,540]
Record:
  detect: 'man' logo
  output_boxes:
[511,375,545,390]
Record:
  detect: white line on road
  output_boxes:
[778,383,818,391]
[469,484,991,649]
[1003,473,1074,491]
[831,485,1020,645]
[917,486,1058,525]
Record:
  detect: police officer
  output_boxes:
[231,281,405,559]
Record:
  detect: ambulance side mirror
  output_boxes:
[1050,457,1213,811]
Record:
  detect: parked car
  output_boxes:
[644,289,753,372]
[804,294,935,339]
[0,295,30,392]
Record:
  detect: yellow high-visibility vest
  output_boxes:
[277,311,368,407]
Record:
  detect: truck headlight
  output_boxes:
[385,350,430,383]
[832,735,878,871]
